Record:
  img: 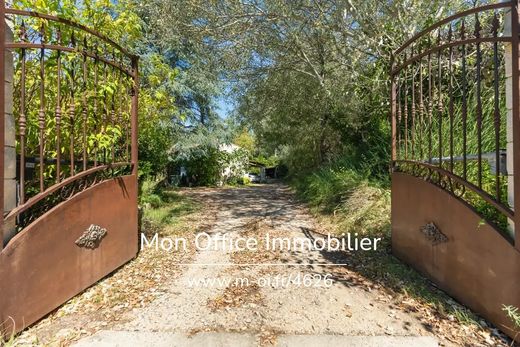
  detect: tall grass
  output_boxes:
[0,317,16,346]
[139,177,200,229]
[290,164,390,235]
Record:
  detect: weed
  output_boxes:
[139,177,201,233]
[0,318,16,347]
[503,305,520,339]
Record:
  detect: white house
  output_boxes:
[218,144,249,185]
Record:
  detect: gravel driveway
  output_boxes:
[75,184,439,347]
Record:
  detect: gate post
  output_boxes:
[4,20,15,246]
[0,0,5,251]
[509,0,520,249]
[1,13,15,248]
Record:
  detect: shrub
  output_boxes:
[290,164,390,236]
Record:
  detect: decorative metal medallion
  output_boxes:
[75,224,108,249]
[420,222,448,245]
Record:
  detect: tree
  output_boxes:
[138,0,475,176]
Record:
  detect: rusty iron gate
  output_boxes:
[391,1,520,340]
[0,0,139,336]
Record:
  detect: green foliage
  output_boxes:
[291,163,389,234]
[251,154,279,168]
[139,178,165,208]
[233,129,255,154]
[249,167,260,175]
[503,305,520,333]
[139,177,200,227]
[138,53,180,178]
[183,146,222,186]
[14,0,142,46]
[9,0,179,182]
[135,0,467,182]
[135,0,229,170]
[177,144,249,186]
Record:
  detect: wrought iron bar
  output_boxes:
[126,84,130,162]
[55,27,62,183]
[419,58,424,160]
[93,49,98,167]
[391,1,517,248]
[111,93,115,163]
[69,32,76,176]
[4,163,131,224]
[18,20,26,204]
[111,50,116,163]
[391,70,397,161]
[475,13,483,189]
[82,37,88,171]
[131,56,139,175]
[428,51,433,164]
[395,160,513,221]
[492,12,501,202]
[397,77,402,157]
[392,37,512,75]
[448,25,454,172]
[437,29,443,170]
[411,48,416,159]
[38,22,46,192]
[103,61,108,164]
[461,19,468,181]
[404,55,408,159]
[118,64,124,163]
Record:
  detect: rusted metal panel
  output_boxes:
[0,2,139,338]
[392,173,520,340]
[0,174,138,336]
[390,2,520,340]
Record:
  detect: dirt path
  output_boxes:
[74,184,439,347]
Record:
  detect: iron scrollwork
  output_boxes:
[16,165,131,230]
[394,161,466,198]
